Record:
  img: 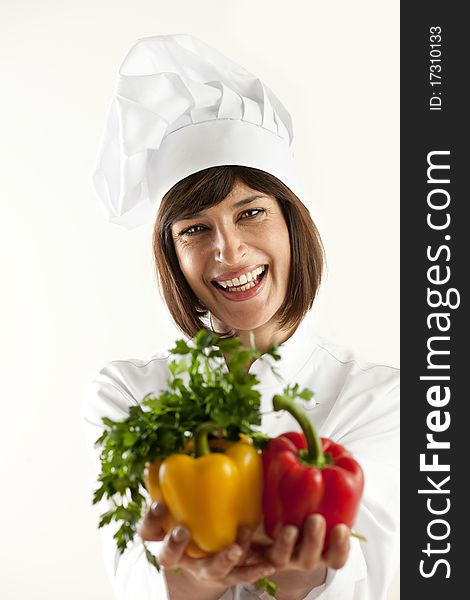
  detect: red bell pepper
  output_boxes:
[262,393,364,547]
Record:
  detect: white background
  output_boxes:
[0,1,399,598]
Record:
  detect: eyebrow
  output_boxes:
[173,195,267,224]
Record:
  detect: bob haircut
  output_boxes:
[153,166,325,338]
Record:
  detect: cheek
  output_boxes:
[174,244,206,288]
[173,244,190,278]
[271,225,291,273]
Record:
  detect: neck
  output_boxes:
[212,318,301,373]
[236,320,299,355]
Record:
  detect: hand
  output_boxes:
[138,501,276,598]
[266,514,350,571]
[256,514,350,600]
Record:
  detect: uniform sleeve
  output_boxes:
[81,366,171,600]
[314,368,400,600]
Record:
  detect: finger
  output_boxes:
[138,501,168,541]
[237,528,267,565]
[266,524,298,569]
[243,547,267,566]
[225,562,276,586]
[324,524,350,570]
[235,527,253,564]
[179,543,244,579]
[209,544,245,577]
[294,514,325,571]
[158,525,191,569]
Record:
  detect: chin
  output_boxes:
[220,310,276,334]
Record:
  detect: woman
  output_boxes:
[82,35,399,600]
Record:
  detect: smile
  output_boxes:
[211,265,268,301]
[215,265,266,292]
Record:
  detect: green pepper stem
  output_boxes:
[272,394,326,466]
[195,422,221,457]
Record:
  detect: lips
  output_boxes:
[213,263,265,282]
[211,266,269,302]
[212,265,267,292]
[212,265,266,289]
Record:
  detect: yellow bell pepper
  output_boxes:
[144,425,262,557]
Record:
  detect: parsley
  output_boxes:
[92,329,313,595]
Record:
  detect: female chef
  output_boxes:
[83,35,399,600]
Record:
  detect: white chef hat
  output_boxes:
[92,34,301,229]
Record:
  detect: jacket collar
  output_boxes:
[202,315,319,389]
[249,315,319,382]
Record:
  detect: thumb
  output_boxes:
[138,501,168,541]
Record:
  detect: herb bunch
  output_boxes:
[92,328,315,594]
[92,329,280,558]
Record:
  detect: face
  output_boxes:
[171,181,291,334]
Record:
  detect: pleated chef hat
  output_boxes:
[93,34,301,229]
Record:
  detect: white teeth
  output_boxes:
[227,280,258,292]
[227,281,256,292]
[216,265,266,289]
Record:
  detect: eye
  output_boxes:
[179,208,266,236]
[179,224,206,236]
[240,208,265,219]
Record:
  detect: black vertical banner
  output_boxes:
[401,2,466,598]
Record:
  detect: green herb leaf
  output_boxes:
[142,542,160,571]
[92,328,313,574]
[256,576,279,597]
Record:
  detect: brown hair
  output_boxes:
[153,166,325,337]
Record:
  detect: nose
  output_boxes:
[213,226,247,266]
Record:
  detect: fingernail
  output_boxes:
[311,514,324,533]
[337,524,349,543]
[150,501,165,517]
[240,526,251,536]
[239,526,251,541]
[283,526,298,542]
[171,525,189,543]
[227,547,242,561]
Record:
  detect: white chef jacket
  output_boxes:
[81,316,399,600]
